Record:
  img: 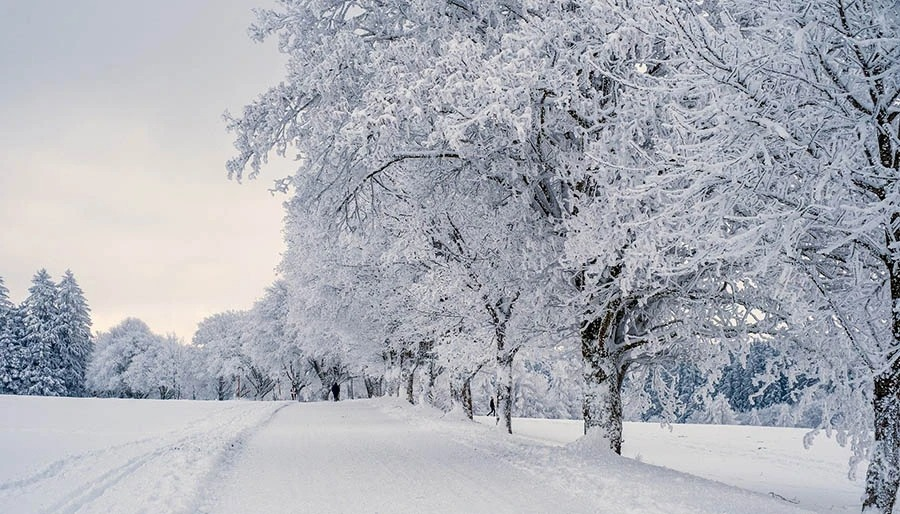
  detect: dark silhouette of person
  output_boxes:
[331,382,340,401]
[488,397,496,416]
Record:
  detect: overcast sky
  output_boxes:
[0,1,295,339]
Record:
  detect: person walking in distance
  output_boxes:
[488,397,496,416]
[331,382,340,401]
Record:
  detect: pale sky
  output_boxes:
[0,1,295,340]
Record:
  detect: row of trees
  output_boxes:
[0,271,93,397]
[87,318,199,400]
[217,0,898,511]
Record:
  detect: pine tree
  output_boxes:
[0,277,11,314]
[0,306,27,395]
[0,276,19,394]
[20,269,65,396]
[56,270,92,397]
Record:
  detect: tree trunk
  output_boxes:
[234,374,244,399]
[581,305,625,454]
[383,350,401,397]
[398,347,419,404]
[387,369,401,397]
[862,249,900,513]
[497,352,514,434]
[461,376,473,420]
[862,368,900,513]
[216,376,228,401]
[364,375,383,398]
[450,373,475,420]
[424,358,438,405]
[405,370,415,404]
[486,294,519,434]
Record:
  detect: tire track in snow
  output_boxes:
[189,402,292,514]
[0,402,285,514]
[42,431,208,514]
[0,403,246,495]
[0,436,158,492]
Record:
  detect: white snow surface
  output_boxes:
[0,395,865,513]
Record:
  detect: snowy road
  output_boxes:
[1,396,821,513]
[202,400,591,514]
[201,399,807,514]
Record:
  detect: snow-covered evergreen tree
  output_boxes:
[19,269,65,396]
[0,276,11,319]
[56,270,92,397]
[0,276,21,394]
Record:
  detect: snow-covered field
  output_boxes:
[485,417,865,513]
[0,395,867,513]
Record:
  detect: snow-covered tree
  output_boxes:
[88,319,199,400]
[224,6,897,508]
[19,269,65,396]
[123,334,186,399]
[193,311,253,399]
[231,0,765,445]
[56,270,92,396]
[0,277,11,322]
[242,281,311,401]
[278,211,389,400]
[651,0,900,509]
[227,0,578,434]
[87,318,158,398]
[0,276,22,394]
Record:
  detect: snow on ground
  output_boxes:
[0,396,285,513]
[485,417,865,513]
[0,395,868,513]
